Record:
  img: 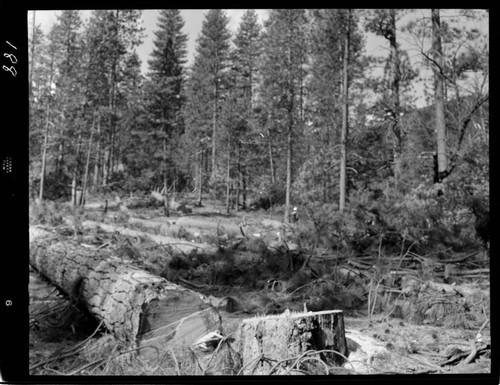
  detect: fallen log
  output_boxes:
[424,281,489,298]
[128,216,295,252]
[236,309,348,375]
[128,217,172,234]
[81,220,219,256]
[29,227,221,356]
[174,216,242,238]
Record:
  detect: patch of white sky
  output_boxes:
[29,9,487,108]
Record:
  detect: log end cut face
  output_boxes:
[83,259,222,350]
[137,294,222,354]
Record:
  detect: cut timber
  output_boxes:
[29,227,221,356]
[81,220,219,256]
[174,216,242,238]
[236,309,348,375]
[128,217,172,234]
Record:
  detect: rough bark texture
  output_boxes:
[432,9,448,181]
[29,227,221,355]
[237,309,348,374]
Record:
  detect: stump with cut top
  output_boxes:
[236,309,348,375]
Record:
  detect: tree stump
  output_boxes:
[236,309,348,375]
[29,227,221,358]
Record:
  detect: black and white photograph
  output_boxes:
[24,8,492,378]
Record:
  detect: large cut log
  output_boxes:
[29,227,221,356]
[236,309,348,375]
[81,220,219,256]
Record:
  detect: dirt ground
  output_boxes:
[28,198,491,375]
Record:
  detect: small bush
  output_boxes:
[30,200,65,226]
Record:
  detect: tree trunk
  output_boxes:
[236,310,348,375]
[81,109,96,206]
[29,227,221,356]
[38,98,51,201]
[92,114,101,192]
[284,122,292,224]
[242,167,247,210]
[54,108,65,180]
[102,149,109,187]
[432,9,448,183]
[226,129,231,214]
[197,149,203,206]
[339,10,351,213]
[72,129,83,206]
[29,11,36,97]
[211,82,218,180]
[236,142,241,212]
[388,9,403,186]
[267,124,275,185]
[162,114,170,217]
[173,166,177,201]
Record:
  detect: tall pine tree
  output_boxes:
[231,9,263,209]
[147,10,188,212]
[260,9,308,222]
[193,10,232,181]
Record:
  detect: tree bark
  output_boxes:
[226,125,231,214]
[266,123,275,185]
[388,9,403,186]
[339,9,352,213]
[29,11,36,97]
[284,121,292,224]
[236,142,241,212]
[162,116,170,217]
[197,149,203,206]
[92,114,101,192]
[211,81,218,180]
[71,129,83,206]
[38,98,51,201]
[242,166,247,209]
[81,109,96,205]
[29,227,221,355]
[236,310,348,374]
[432,9,448,183]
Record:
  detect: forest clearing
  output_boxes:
[26,8,490,378]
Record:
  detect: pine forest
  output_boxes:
[28,9,490,376]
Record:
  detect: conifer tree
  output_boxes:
[193,9,232,181]
[231,9,262,209]
[260,9,308,222]
[84,10,144,188]
[49,10,84,182]
[147,10,188,211]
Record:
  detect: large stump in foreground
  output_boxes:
[29,227,221,356]
[237,310,348,375]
